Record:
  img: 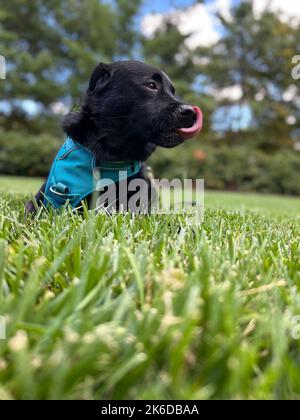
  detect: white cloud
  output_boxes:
[253,0,300,23]
[176,4,220,49]
[282,85,300,108]
[141,0,232,49]
[255,90,266,102]
[141,0,299,52]
[209,0,232,21]
[141,14,164,38]
[212,85,243,101]
[286,115,296,125]
[51,101,69,115]
[282,85,298,102]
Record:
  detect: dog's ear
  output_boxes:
[87,63,113,93]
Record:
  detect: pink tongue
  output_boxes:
[176,106,203,140]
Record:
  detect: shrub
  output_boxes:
[150,144,300,196]
[1,130,300,195]
[0,131,62,177]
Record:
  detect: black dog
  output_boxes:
[26,60,202,214]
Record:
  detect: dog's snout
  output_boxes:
[179,105,196,118]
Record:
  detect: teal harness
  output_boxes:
[44,137,142,209]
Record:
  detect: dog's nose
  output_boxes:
[179,105,196,118]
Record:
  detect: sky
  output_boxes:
[141,0,300,18]
[140,0,300,49]
[141,0,231,49]
[140,0,240,14]
[141,0,202,14]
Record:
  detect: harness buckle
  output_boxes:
[51,183,69,195]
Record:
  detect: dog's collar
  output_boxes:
[97,159,142,176]
[44,137,142,208]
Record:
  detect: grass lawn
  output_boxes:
[0,175,300,400]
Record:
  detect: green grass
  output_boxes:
[0,176,44,195]
[1,175,299,216]
[0,175,300,400]
[205,190,300,217]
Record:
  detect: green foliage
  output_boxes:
[0,190,300,399]
[0,131,62,177]
[0,0,143,108]
[114,0,143,58]
[0,0,122,133]
[150,144,300,195]
[1,130,300,195]
[197,0,300,149]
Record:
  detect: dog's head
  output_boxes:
[63,61,202,161]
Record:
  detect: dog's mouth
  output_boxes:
[176,106,203,140]
[151,105,203,148]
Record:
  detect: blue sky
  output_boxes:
[141,0,202,14]
[140,0,239,15]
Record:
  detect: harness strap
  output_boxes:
[44,138,142,209]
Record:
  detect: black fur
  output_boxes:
[26,60,196,215]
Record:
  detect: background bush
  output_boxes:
[150,143,300,196]
[0,131,62,177]
[1,130,299,196]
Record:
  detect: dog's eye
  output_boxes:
[145,82,158,91]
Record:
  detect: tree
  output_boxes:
[142,8,215,141]
[114,0,143,58]
[196,0,300,150]
[0,0,143,134]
